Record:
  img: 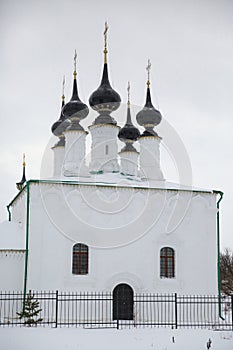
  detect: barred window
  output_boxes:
[160,247,175,278]
[72,243,88,275]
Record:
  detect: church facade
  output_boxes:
[0,26,221,300]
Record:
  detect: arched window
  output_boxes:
[160,247,175,278]
[72,243,88,275]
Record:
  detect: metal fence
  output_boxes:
[0,291,232,329]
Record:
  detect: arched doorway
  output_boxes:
[113,283,134,320]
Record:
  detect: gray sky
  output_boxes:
[1,0,233,249]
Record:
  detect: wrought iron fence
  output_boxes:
[0,291,232,329]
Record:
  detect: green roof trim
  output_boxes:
[7,178,216,210]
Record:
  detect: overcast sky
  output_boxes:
[1,0,233,249]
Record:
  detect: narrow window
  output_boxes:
[105,145,109,155]
[72,243,88,275]
[160,247,175,278]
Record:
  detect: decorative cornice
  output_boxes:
[88,123,120,130]
[64,129,88,135]
[139,135,162,140]
[0,249,25,254]
[119,150,139,155]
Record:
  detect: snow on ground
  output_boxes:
[1,327,233,350]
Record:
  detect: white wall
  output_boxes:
[89,125,120,173]
[0,220,25,291]
[19,182,217,295]
[0,251,25,291]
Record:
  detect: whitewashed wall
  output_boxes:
[0,220,25,291]
[10,182,217,295]
[0,251,25,291]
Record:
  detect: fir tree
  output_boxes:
[17,291,43,326]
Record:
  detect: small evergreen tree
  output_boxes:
[17,291,43,326]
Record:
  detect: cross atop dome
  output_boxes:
[118,82,140,152]
[62,51,89,130]
[62,75,65,103]
[127,81,130,106]
[136,59,162,137]
[146,59,151,88]
[51,77,69,146]
[74,50,77,78]
[103,21,108,64]
[89,22,121,125]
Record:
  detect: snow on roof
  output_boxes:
[50,173,213,193]
[8,176,214,210]
[0,221,25,250]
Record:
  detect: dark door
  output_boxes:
[113,284,134,320]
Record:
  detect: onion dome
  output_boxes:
[118,105,140,142]
[51,109,70,146]
[136,60,162,137]
[16,154,26,191]
[51,79,70,146]
[62,51,89,129]
[89,63,121,115]
[89,22,121,125]
[118,83,140,152]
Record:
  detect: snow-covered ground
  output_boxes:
[1,327,233,350]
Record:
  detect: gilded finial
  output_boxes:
[62,75,65,102]
[16,154,26,190]
[74,50,77,78]
[23,153,26,167]
[146,59,151,88]
[127,81,130,107]
[103,21,109,64]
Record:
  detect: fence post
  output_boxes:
[55,290,58,328]
[174,293,178,329]
[231,294,233,332]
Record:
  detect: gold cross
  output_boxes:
[23,153,26,167]
[104,21,109,48]
[146,59,151,87]
[62,75,65,101]
[127,81,130,106]
[74,49,77,76]
[103,21,109,63]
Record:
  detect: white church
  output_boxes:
[0,25,222,307]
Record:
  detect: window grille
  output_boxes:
[72,243,88,275]
[160,247,175,278]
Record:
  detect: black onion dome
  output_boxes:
[51,100,70,138]
[140,128,159,137]
[89,63,121,115]
[118,106,140,142]
[136,87,162,128]
[62,76,89,120]
[51,119,70,140]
